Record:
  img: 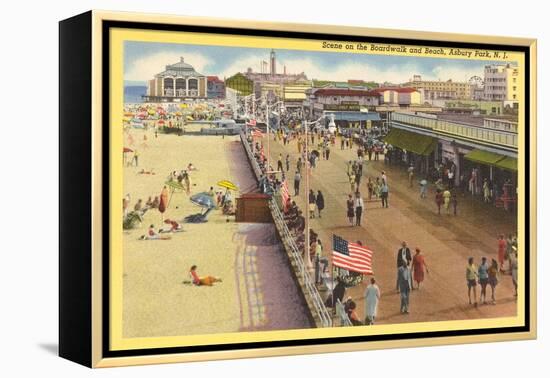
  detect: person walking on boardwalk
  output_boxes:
[354,191,364,226]
[380,179,389,208]
[483,178,491,203]
[407,164,414,187]
[293,171,301,196]
[435,189,443,215]
[277,153,284,172]
[488,258,500,304]
[316,190,325,218]
[419,179,428,198]
[285,154,290,172]
[478,257,489,304]
[349,172,356,193]
[396,241,412,292]
[364,278,380,325]
[308,190,316,219]
[452,191,458,215]
[397,260,411,314]
[411,248,429,290]
[325,144,331,160]
[510,248,518,297]
[367,177,374,200]
[346,194,355,226]
[296,157,302,174]
[443,188,452,215]
[497,234,507,271]
[466,257,479,307]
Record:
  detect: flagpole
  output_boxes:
[330,234,335,322]
[267,101,270,171]
[304,117,312,275]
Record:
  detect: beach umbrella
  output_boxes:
[186,115,194,121]
[190,192,216,209]
[165,180,185,191]
[158,120,165,125]
[217,180,238,191]
[420,179,428,186]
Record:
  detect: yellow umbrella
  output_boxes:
[217,180,238,191]
[186,115,194,121]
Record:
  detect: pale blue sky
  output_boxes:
[124,41,513,86]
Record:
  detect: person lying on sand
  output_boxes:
[159,219,183,233]
[182,265,222,286]
[139,224,171,240]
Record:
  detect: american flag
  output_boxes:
[332,235,373,275]
[281,179,290,211]
[246,119,257,127]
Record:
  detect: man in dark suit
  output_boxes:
[396,241,412,292]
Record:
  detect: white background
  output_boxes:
[0,0,546,376]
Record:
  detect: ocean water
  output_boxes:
[124,86,147,104]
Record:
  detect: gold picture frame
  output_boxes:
[59,10,537,368]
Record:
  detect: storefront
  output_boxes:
[462,148,518,211]
[383,128,437,175]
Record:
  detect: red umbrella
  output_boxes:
[123,147,133,153]
[158,120,165,125]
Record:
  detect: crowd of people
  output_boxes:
[246,121,519,326]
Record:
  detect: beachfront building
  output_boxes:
[483,64,519,110]
[386,111,518,209]
[304,88,382,128]
[373,87,422,105]
[403,75,475,102]
[207,76,225,99]
[144,57,207,102]
[444,100,505,116]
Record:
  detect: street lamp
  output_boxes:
[266,99,285,170]
[302,114,327,272]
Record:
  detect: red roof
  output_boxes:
[371,87,418,93]
[314,88,380,97]
[207,76,223,83]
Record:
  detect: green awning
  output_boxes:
[464,149,505,165]
[494,156,518,171]
[383,128,437,156]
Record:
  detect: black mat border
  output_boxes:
[101,20,531,359]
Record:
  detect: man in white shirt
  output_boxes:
[354,192,364,226]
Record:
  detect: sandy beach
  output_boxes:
[122,129,311,338]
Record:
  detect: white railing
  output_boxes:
[240,131,333,327]
[391,112,518,149]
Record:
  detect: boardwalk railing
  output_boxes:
[240,131,333,328]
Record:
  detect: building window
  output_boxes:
[188,78,198,90]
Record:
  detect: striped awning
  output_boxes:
[384,128,437,156]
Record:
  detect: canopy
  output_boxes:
[383,128,437,156]
[217,180,238,191]
[326,111,382,122]
[190,192,216,209]
[464,149,517,172]
[464,149,505,165]
[493,156,518,171]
